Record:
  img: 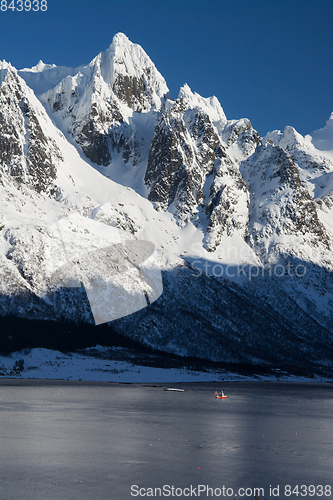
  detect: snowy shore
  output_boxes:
[0,347,331,383]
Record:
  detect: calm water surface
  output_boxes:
[0,380,332,500]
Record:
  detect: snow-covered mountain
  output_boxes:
[1,33,333,376]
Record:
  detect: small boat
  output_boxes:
[165,388,185,392]
[215,390,227,399]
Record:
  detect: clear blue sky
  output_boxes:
[1,0,332,136]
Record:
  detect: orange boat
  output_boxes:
[215,390,227,399]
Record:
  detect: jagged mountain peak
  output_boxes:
[0,60,17,81]
[177,83,227,126]
[262,129,283,146]
[18,33,169,113]
[20,60,57,73]
[280,125,304,146]
[111,31,130,45]
[263,125,310,151]
[263,116,333,157]
[86,32,169,110]
[39,34,169,115]
[0,59,12,69]
[32,34,170,167]
[0,59,36,104]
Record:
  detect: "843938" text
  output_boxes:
[1,0,47,11]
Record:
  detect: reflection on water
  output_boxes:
[0,381,332,500]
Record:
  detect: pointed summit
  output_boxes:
[0,60,15,84]
[96,32,169,110]
[111,32,130,46]
[20,60,57,73]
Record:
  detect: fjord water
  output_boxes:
[0,381,332,500]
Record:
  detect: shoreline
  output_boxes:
[1,346,332,384]
[1,377,332,387]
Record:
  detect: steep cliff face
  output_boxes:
[1,34,333,373]
[203,147,250,251]
[144,85,254,251]
[145,90,222,223]
[0,62,62,196]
